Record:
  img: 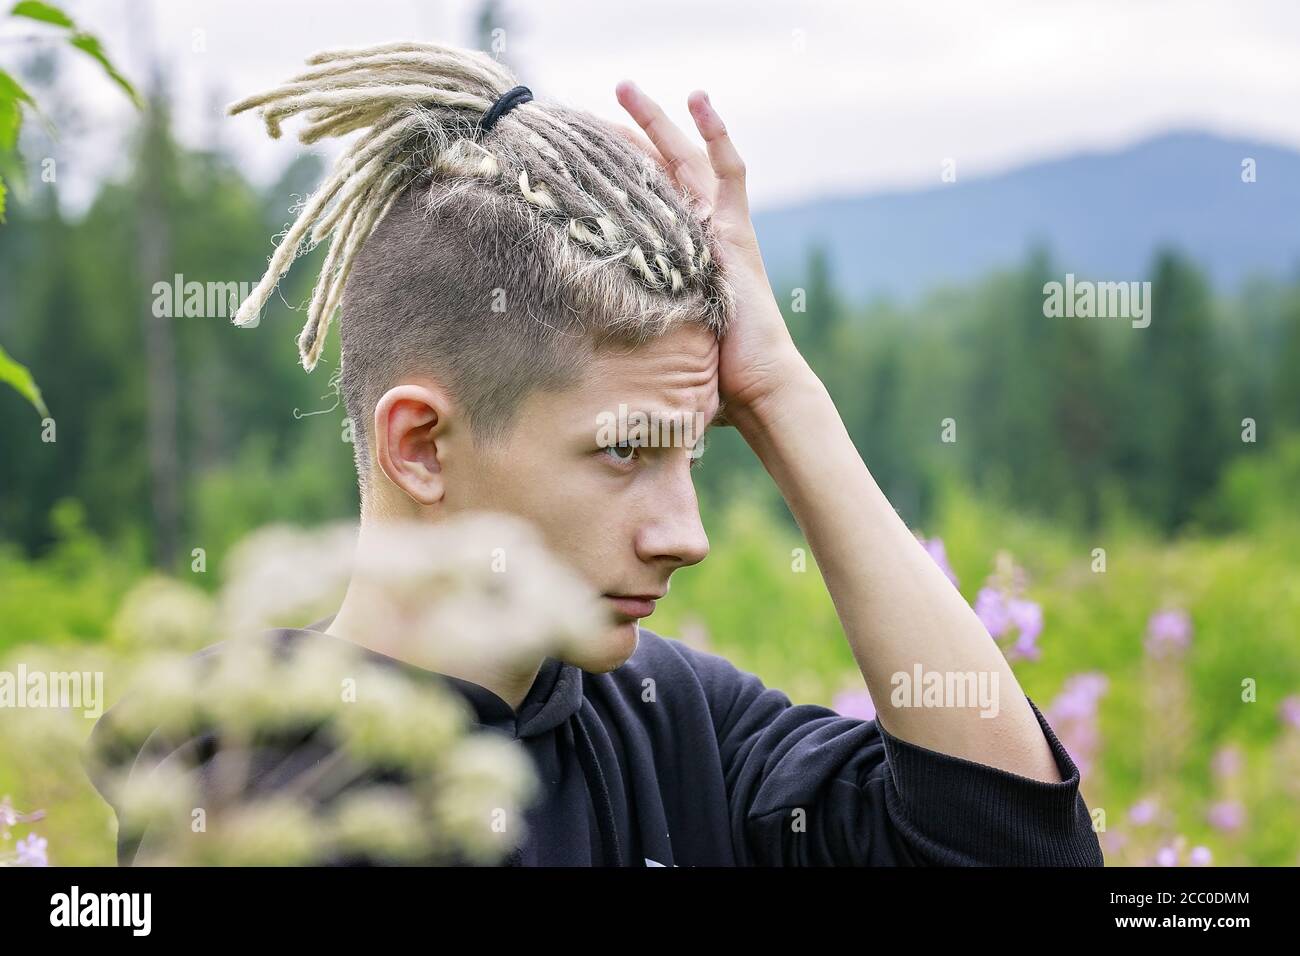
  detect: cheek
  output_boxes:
[454,436,551,510]
[533,474,627,570]
[465,449,624,571]
[541,484,650,596]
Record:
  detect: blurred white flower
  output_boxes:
[112,576,214,651]
[326,786,429,863]
[217,523,357,639]
[347,513,608,672]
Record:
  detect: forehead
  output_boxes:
[530,323,721,428]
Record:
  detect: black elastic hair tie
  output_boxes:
[477,85,533,137]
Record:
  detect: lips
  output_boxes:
[604,594,660,619]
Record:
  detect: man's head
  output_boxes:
[230,41,734,668]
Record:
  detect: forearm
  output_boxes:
[730,354,1062,782]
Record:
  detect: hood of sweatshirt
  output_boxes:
[443,647,585,740]
[426,637,625,866]
[83,615,626,866]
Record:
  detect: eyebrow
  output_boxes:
[640,403,728,430]
[594,402,727,442]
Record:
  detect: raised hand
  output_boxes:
[613,81,810,425]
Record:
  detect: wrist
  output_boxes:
[726,349,828,439]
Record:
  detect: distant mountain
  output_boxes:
[751,131,1300,302]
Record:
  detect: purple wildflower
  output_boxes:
[919,536,960,588]
[1280,695,1300,730]
[973,554,1043,664]
[1207,800,1246,833]
[1145,608,1192,658]
[832,688,877,722]
[1007,598,1043,660]
[1050,674,1109,722]
[975,587,1011,637]
[1128,798,1159,826]
[16,833,48,866]
[1211,745,1242,780]
[0,796,43,834]
[1046,673,1108,778]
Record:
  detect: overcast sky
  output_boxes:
[7,0,1300,211]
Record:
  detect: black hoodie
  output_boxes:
[84,617,1105,866]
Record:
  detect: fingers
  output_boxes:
[606,120,664,167]
[686,90,748,219]
[615,80,714,212]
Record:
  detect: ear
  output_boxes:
[373,384,452,506]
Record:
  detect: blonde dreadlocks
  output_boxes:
[228,40,731,371]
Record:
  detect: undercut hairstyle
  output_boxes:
[227,41,735,498]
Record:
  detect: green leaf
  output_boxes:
[0,341,48,417]
[0,144,27,214]
[0,66,36,107]
[68,32,142,109]
[0,138,24,177]
[8,5,141,110]
[0,68,32,154]
[0,174,6,223]
[0,99,19,154]
[9,1,75,28]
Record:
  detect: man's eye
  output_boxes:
[602,442,639,464]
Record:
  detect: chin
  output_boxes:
[562,620,641,673]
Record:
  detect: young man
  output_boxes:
[87,42,1103,866]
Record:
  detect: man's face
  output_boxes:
[446,323,720,671]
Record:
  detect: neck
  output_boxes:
[325,515,546,712]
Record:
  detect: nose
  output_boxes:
[634,463,710,570]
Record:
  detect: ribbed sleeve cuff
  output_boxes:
[875,695,1105,866]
